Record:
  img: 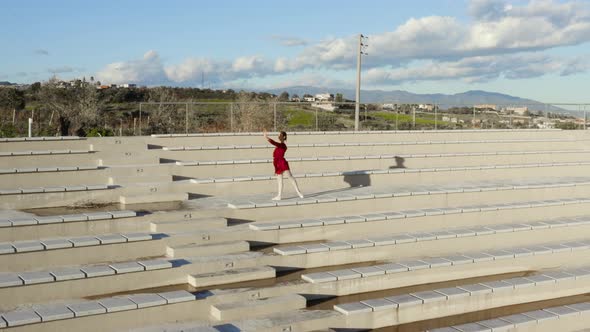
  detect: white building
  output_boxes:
[314,93,334,102]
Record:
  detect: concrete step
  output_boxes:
[148,129,568,146]
[158,139,588,161]
[431,301,590,332]
[0,290,197,331]
[332,267,590,329]
[211,294,306,321]
[189,162,590,196]
[167,240,249,258]
[264,218,590,270]
[108,174,173,185]
[0,233,161,272]
[218,177,590,222]
[188,266,275,288]
[224,309,340,332]
[119,192,188,205]
[0,153,99,169]
[150,217,227,232]
[174,149,590,178]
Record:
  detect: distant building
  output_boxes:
[418,104,434,111]
[315,93,334,102]
[475,104,498,111]
[505,106,529,115]
[303,96,315,102]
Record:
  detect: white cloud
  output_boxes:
[270,35,308,47]
[96,50,168,85]
[94,0,590,87]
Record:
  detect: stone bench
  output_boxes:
[191,161,590,186]
[249,198,587,231]
[0,232,153,255]
[0,149,92,157]
[272,217,590,256]
[176,149,590,166]
[0,210,136,228]
[162,137,575,152]
[227,177,590,209]
[150,129,561,138]
[0,184,111,195]
[0,136,82,143]
[0,165,100,174]
[301,239,590,283]
[0,258,172,288]
[429,302,590,331]
[0,290,194,328]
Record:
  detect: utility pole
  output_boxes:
[354,34,368,131]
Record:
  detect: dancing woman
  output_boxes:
[264,130,304,200]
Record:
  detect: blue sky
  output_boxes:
[1,0,589,102]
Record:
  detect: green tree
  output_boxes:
[278,91,290,102]
[0,88,25,111]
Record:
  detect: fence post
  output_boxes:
[185,103,189,134]
[28,118,32,137]
[412,107,416,129]
[396,109,398,130]
[138,103,142,136]
[584,105,587,130]
[473,106,476,129]
[434,104,437,130]
[273,103,277,132]
[315,109,318,131]
[230,103,234,132]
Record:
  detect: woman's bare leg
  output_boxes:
[284,170,304,198]
[272,173,283,200]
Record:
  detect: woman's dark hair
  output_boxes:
[280,131,287,141]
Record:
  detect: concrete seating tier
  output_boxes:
[0,165,100,174]
[249,197,588,231]
[0,136,82,142]
[150,129,562,138]
[0,290,195,328]
[226,177,590,209]
[272,217,590,256]
[301,239,590,284]
[176,149,590,166]
[0,210,136,228]
[0,232,153,255]
[0,184,110,195]
[430,302,590,332]
[0,149,92,156]
[161,137,577,152]
[332,267,590,329]
[0,258,172,288]
[190,161,590,187]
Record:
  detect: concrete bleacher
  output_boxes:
[4,129,590,331]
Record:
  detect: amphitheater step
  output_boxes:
[188,266,275,288]
[150,217,227,232]
[166,240,250,258]
[429,301,590,332]
[0,290,195,329]
[223,309,340,332]
[119,192,188,205]
[332,266,590,329]
[108,174,173,185]
[211,294,307,321]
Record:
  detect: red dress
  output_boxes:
[268,138,290,175]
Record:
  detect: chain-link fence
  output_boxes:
[1,102,589,137]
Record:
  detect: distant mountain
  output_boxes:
[262,86,578,117]
[0,81,16,86]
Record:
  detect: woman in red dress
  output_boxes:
[264,130,304,200]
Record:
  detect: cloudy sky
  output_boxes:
[1,0,589,102]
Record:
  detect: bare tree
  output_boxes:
[38,77,101,135]
[233,92,274,132]
[146,87,184,134]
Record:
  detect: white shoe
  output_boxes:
[272,196,282,201]
[297,193,304,199]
